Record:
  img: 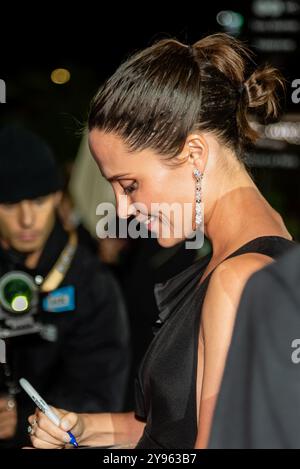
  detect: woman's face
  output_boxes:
[89,129,197,247]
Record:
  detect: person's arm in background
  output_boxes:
[0,354,33,447]
[44,260,131,413]
[0,345,17,441]
[0,395,17,440]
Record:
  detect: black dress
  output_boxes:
[134,236,296,449]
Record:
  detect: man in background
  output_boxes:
[0,125,130,447]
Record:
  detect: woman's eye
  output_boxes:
[123,183,137,195]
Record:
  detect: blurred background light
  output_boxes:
[252,0,286,18]
[51,68,71,85]
[216,10,244,33]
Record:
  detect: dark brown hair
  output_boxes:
[88,33,284,162]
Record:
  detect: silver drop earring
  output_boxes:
[193,168,203,229]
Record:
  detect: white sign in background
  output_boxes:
[0,339,5,363]
[0,79,6,103]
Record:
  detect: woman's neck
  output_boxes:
[204,168,292,261]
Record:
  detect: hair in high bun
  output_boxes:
[89,32,285,162]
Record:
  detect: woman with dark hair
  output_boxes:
[28,33,295,449]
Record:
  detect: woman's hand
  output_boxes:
[28,406,84,449]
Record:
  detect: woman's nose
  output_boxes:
[116,194,136,219]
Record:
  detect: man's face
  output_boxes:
[0,193,61,254]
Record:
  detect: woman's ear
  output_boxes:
[187,134,209,173]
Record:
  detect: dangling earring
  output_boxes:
[193,168,203,229]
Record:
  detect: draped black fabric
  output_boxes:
[134,236,296,449]
[209,244,300,449]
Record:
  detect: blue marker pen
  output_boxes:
[19,378,78,448]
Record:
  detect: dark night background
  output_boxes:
[1,0,300,238]
[0,0,300,427]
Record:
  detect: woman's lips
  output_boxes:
[135,213,166,232]
[144,215,156,226]
[145,215,160,232]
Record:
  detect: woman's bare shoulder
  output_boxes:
[201,251,274,331]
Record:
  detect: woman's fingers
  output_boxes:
[59,412,79,434]
[28,415,34,425]
[28,409,72,446]
[34,425,70,446]
[27,406,82,449]
[30,435,64,449]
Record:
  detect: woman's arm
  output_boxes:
[80,412,145,447]
[194,253,274,448]
[28,409,145,448]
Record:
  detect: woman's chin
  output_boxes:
[156,235,184,248]
[149,219,187,247]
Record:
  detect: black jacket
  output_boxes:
[209,243,300,448]
[0,219,130,447]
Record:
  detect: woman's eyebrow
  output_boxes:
[106,173,132,182]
